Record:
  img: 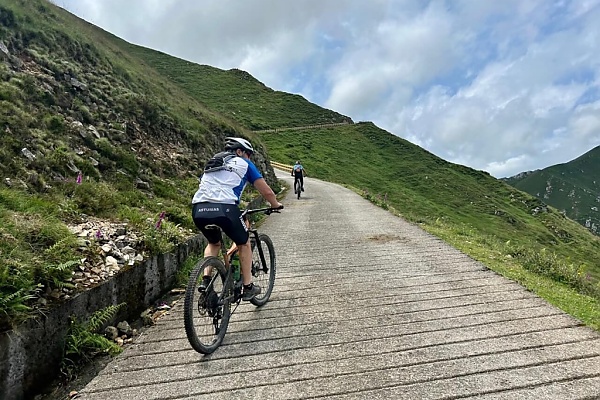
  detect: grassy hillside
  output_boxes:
[125,45,353,130]
[258,123,600,328]
[0,0,278,330]
[1,0,599,338]
[504,146,600,236]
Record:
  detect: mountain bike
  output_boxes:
[294,179,302,199]
[183,206,282,354]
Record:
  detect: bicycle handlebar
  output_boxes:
[243,205,284,216]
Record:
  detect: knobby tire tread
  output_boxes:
[183,256,231,354]
[250,233,276,306]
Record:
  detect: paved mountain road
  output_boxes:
[78,170,600,399]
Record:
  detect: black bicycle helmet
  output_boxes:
[225,137,254,154]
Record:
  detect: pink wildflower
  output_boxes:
[155,211,166,229]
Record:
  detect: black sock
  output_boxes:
[244,283,253,289]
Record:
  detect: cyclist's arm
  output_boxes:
[253,178,282,208]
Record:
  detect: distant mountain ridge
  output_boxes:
[503,145,600,235]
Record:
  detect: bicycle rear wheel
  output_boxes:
[250,234,276,306]
[183,256,232,354]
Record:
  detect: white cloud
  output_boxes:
[57,0,600,178]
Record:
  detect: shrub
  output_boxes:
[72,181,118,216]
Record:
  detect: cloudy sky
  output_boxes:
[56,0,600,178]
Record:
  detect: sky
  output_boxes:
[55,0,600,178]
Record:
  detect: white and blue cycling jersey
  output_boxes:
[192,156,262,205]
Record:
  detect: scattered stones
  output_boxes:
[66,217,146,292]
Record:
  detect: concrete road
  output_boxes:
[78,170,600,399]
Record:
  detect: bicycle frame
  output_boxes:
[220,207,277,304]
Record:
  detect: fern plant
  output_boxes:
[0,287,37,331]
[61,303,126,379]
[38,259,79,292]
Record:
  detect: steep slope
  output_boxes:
[504,146,600,235]
[2,0,599,336]
[126,45,353,130]
[0,0,279,330]
[0,0,275,183]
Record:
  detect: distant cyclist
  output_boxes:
[191,137,283,300]
[291,160,306,193]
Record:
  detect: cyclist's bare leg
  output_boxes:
[203,242,221,275]
[237,241,252,285]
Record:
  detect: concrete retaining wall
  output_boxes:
[0,235,206,400]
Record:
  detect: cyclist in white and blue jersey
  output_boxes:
[192,137,282,300]
[291,160,306,193]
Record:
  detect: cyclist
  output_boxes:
[191,137,283,300]
[291,160,306,193]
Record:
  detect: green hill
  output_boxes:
[503,146,600,236]
[124,44,353,130]
[1,0,599,341]
[0,0,281,331]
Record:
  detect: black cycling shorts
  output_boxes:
[192,203,249,245]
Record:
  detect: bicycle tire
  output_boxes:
[183,256,232,354]
[295,181,301,199]
[250,233,276,306]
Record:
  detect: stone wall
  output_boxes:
[0,235,205,400]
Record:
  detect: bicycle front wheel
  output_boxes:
[183,256,232,354]
[250,234,276,306]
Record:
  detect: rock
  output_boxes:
[121,246,136,256]
[134,178,151,190]
[117,321,133,336]
[71,121,86,138]
[0,41,9,58]
[104,326,119,340]
[105,256,118,269]
[87,125,100,138]
[21,148,36,161]
[140,309,154,326]
[70,77,88,91]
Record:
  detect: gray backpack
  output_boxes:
[203,151,236,173]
